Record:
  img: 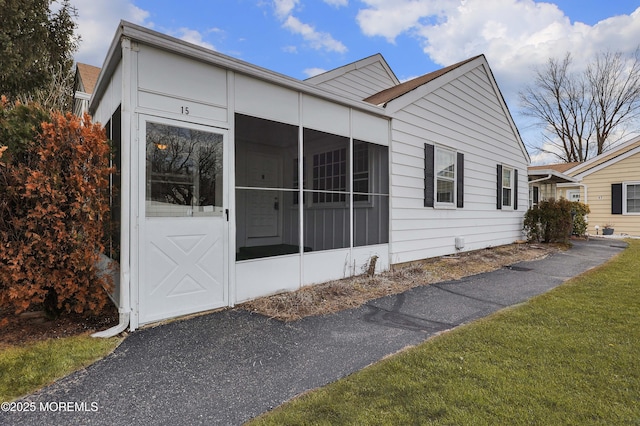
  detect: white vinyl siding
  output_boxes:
[309,61,397,101]
[389,60,528,263]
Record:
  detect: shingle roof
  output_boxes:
[76,63,101,95]
[528,162,582,173]
[362,55,483,106]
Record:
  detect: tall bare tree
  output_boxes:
[588,49,640,155]
[520,48,640,162]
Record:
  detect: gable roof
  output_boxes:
[567,134,640,179]
[364,54,530,164]
[527,162,582,184]
[528,162,581,174]
[363,55,482,106]
[75,63,101,94]
[305,53,399,87]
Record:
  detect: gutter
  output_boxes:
[528,174,552,184]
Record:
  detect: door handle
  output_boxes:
[274,197,279,210]
[225,208,229,221]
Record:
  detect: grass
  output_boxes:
[0,335,121,402]
[249,240,640,425]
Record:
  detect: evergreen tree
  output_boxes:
[0,0,78,107]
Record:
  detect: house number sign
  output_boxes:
[181,106,190,115]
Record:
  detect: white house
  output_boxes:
[90,21,530,333]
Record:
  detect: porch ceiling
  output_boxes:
[527,169,577,184]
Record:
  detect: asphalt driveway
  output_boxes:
[3,238,626,426]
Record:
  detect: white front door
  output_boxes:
[247,152,280,238]
[139,117,228,324]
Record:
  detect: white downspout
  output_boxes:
[93,37,133,338]
[575,182,588,204]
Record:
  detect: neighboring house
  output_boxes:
[90,21,530,331]
[72,63,101,116]
[528,162,580,207]
[528,135,640,236]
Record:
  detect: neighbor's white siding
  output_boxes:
[389,63,529,263]
[309,60,397,101]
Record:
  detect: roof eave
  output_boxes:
[90,21,388,118]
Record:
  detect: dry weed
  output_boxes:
[238,243,558,321]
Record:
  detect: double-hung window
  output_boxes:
[312,148,347,203]
[424,143,464,208]
[497,164,518,210]
[502,166,513,208]
[625,182,640,214]
[435,148,456,205]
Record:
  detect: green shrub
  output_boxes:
[570,201,590,237]
[523,198,574,243]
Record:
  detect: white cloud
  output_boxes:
[274,0,299,19]
[283,16,347,53]
[356,0,450,42]
[304,67,327,77]
[323,0,348,7]
[356,0,640,125]
[71,0,151,66]
[174,28,217,51]
[273,0,347,53]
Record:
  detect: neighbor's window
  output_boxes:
[625,182,640,213]
[502,166,513,208]
[435,147,456,204]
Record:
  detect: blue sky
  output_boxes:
[70,0,640,163]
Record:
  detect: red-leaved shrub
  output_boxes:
[0,100,114,317]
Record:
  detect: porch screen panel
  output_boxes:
[303,128,350,251]
[353,141,389,247]
[106,106,122,260]
[235,114,300,260]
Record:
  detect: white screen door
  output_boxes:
[140,118,227,324]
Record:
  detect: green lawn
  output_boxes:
[250,240,640,425]
[0,335,121,402]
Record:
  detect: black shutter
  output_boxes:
[514,169,518,210]
[612,183,623,214]
[456,152,464,208]
[533,186,539,205]
[424,144,434,207]
[496,164,503,210]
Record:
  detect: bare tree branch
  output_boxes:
[519,48,640,162]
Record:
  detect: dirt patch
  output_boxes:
[238,243,560,321]
[0,304,118,349]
